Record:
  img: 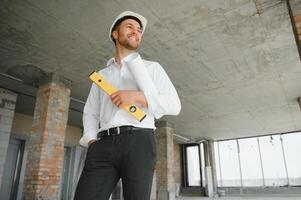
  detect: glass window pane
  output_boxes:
[259,135,287,186]
[186,146,201,186]
[218,140,241,187]
[282,132,301,186]
[238,138,263,187]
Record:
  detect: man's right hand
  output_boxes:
[88,139,97,147]
[110,90,148,108]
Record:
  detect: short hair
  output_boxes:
[111,16,143,45]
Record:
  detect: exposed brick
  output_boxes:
[0,108,14,118]
[289,0,301,59]
[0,88,17,101]
[23,74,71,200]
[155,121,176,199]
[0,115,13,125]
[0,123,13,133]
[294,14,301,22]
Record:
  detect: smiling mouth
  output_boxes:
[128,37,137,41]
[127,34,138,41]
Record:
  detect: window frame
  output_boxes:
[182,143,203,187]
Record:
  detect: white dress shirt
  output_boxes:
[79,53,181,147]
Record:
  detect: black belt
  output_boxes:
[97,126,153,139]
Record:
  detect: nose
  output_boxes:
[132,27,141,36]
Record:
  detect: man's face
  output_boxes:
[112,19,142,50]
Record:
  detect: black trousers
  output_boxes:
[74,128,157,200]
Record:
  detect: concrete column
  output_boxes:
[155,121,176,200]
[23,73,71,200]
[203,140,218,197]
[150,171,157,200]
[208,141,218,194]
[0,88,17,190]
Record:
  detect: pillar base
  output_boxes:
[158,190,176,200]
[204,166,214,198]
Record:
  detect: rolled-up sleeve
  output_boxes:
[79,83,100,147]
[125,53,181,119]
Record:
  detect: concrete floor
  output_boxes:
[176,195,301,200]
[177,197,301,200]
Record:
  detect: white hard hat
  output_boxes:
[109,11,147,43]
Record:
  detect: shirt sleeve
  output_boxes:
[124,53,181,119]
[79,83,100,147]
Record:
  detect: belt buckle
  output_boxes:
[107,127,120,136]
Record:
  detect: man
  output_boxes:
[74,11,181,200]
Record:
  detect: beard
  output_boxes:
[117,37,140,50]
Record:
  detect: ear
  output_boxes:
[112,30,118,40]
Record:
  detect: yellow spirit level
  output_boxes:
[88,71,146,122]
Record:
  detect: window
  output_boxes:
[238,138,263,187]
[186,145,201,186]
[60,146,75,200]
[0,138,26,200]
[182,144,202,187]
[259,135,288,186]
[282,133,301,186]
[216,140,241,187]
[213,132,301,189]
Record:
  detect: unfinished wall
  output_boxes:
[11,112,82,146]
[173,141,182,190]
[0,88,17,191]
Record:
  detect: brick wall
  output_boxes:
[155,121,176,200]
[173,142,182,185]
[296,15,301,40]
[23,74,71,200]
[11,112,83,146]
[0,88,17,190]
[288,0,301,58]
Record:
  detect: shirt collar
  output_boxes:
[106,52,140,67]
[106,57,115,66]
[107,57,121,70]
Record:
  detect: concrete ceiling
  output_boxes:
[1,0,301,141]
